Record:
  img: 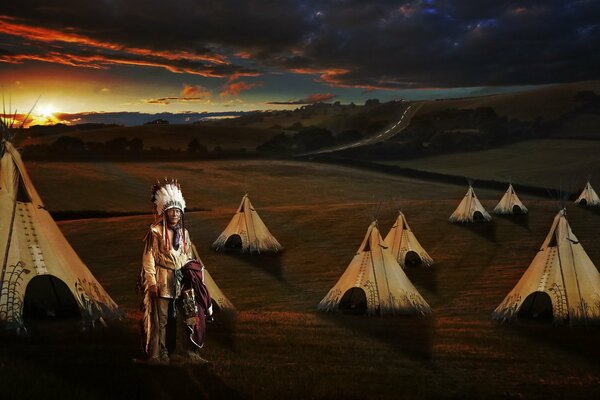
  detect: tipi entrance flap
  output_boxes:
[23,275,80,319]
[517,291,553,320]
[404,251,422,266]
[224,234,242,249]
[339,287,367,313]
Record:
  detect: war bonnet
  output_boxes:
[151,178,186,216]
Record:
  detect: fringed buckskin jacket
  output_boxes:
[142,220,193,298]
[140,220,192,355]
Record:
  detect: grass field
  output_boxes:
[379,139,600,190]
[3,159,600,399]
[418,80,600,123]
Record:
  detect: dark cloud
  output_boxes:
[145,97,210,105]
[267,93,337,104]
[1,0,599,88]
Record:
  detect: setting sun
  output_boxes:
[29,104,61,126]
[38,104,56,118]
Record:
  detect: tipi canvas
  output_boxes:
[383,211,434,268]
[493,184,528,215]
[213,194,282,253]
[1,140,120,331]
[575,181,600,207]
[318,221,431,316]
[449,186,492,223]
[492,208,600,325]
[191,244,234,312]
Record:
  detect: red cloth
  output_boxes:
[181,260,212,348]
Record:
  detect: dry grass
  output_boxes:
[379,139,600,189]
[418,80,600,122]
[3,159,600,399]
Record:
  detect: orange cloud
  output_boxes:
[234,51,253,59]
[290,67,398,91]
[227,71,262,82]
[145,97,212,105]
[220,81,260,97]
[180,84,211,98]
[0,15,229,68]
[306,93,336,103]
[0,52,227,78]
[266,93,336,105]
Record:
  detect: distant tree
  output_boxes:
[51,136,85,151]
[256,133,294,154]
[130,137,144,152]
[288,122,303,131]
[187,138,207,153]
[294,127,335,151]
[365,98,380,107]
[105,137,129,152]
[145,118,169,125]
[336,130,363,144]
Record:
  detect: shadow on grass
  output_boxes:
[209,311,238,351]
[452,219,498,243]
[218,251,285,281]
[0,319,242,399]
[494,212,531,230]
[405,264,438,295]
[317,313,434,361]
[578,205,600,216]
[500,320,600,365]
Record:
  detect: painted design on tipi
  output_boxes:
[318,221,431,316]
[492,208,600,325]
[1,140,120,331]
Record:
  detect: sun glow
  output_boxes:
[38,104,56,117]
[29,104,62,126]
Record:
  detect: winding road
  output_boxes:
[298,101,424,157]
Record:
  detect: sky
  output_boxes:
[1,0,599,125]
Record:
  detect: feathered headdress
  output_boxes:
[151,178,186,216]
[150,178,188,253]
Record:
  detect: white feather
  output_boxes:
[154,183,186,215]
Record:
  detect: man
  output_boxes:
[139,179,208,364]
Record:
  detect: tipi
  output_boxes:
[574,181,600,207]
[190,244,234,312]
[0,138,120,331]
[493,184,528,215]
[318,221,431,316]
[449,186,492,223]
[492,208,600,325]
[383,211,434,268]
[212,193,283,253]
